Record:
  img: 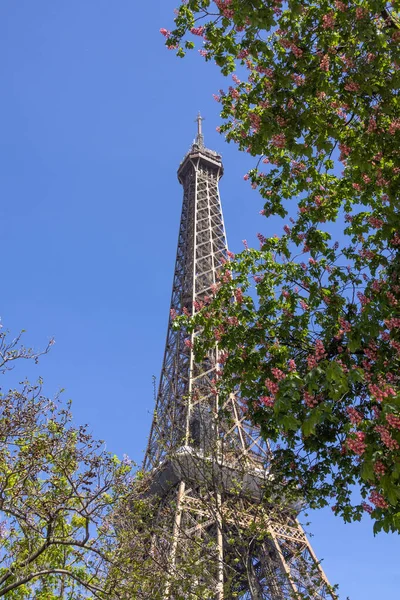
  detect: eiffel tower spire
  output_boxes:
[195,111,205,147]
[143,119,335,599]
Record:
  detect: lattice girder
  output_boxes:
[143,129,335,600]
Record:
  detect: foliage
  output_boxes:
[0,327,136,598]
[163,1,400,533]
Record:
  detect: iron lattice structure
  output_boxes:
[143,117,335,600]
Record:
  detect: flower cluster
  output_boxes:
[346,432,367,455]
[369,490,388,509]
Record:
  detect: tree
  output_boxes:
[0,327,135,598]
[162,1,400,533]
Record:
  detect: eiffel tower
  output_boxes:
[143,116,335,599]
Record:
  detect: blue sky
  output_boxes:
[0,2,398,597]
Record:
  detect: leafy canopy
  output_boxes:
[164,0,400,533]
[0,328,137,598]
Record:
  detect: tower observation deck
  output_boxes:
[142,117,335,600]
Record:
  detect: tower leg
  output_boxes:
[163,481,186,600]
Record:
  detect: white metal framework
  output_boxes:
[143,118,335,599]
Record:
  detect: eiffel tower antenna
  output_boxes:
[143,118,336,599]
[195,111,205,147]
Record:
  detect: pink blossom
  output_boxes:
[271,133,286,148]
[344,81,360,92]
[260,396,275,407]
[346,431,367,455]
[227,316,239,327]
[304,391,319,408]
[215,0,234,18]
[372,406,381,420]
[271,368,286,381]
[367,117,377,133]
[387,293,398,307]
[288,359,297,371]
[213,327,223,341]
[386,413,400,430]
[291,44,303,58]
[257,233,266,246]
[237,48,249,59]
[374,461,386,478]
[193,300,204,312]
[249,112,261,132]
[190,26,204,36]
[375,425,399,450]
[357,291,370,306]
[360,248,375,260]
[307,355,317,370]
[315,339,326,361]
[368,383,396,403]
[222,270,232,283]
[339,318,351,333]
[219,351,229,364]
[339,143,351,160]
[334,0,346,11]
[322,12,335,29]
[292,74,305,86]
[347,407,363,425]
[320,54,330,71]
[300,299,309,311]
[355,7,367,20]
[265,378,279,395]
[385,317,400,329]
[234,288,244,303]
[368,216,383,228]
[160,28,171,37]
[369,490,388,509]
[388,118,400,135]
[362,502,373,514]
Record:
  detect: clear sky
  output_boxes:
[0,2,398,598]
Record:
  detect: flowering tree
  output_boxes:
[0,328,136,598]
[163,1,400,533]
